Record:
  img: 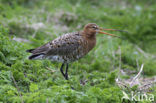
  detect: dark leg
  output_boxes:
[60,63,66,78]
[65,63,68,80]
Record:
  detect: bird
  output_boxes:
[26,23,122,80]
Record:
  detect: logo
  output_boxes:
[122,91,154,102]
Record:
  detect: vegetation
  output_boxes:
[0,0,156,102]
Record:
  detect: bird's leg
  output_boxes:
[65,63,69,80]
[60,63,66,79]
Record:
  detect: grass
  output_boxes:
[0,0,156,102]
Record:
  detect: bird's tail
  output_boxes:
[28,53,44,60]
[26,49,35,53]
[26,49,44,60]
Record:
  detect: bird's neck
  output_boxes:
[81,31,96,52]
[81,31,96,39]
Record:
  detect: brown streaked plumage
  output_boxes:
[27,23,121,80]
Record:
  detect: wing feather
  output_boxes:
[46,32,83,56]
[29,32,84,57]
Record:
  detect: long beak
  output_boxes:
[98,27,126,38]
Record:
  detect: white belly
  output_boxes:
[47,55,65,63]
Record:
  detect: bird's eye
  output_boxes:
[92,26,97,29]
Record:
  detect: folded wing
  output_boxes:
[27,32,84,60]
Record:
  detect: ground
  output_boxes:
[0,0,156,103]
